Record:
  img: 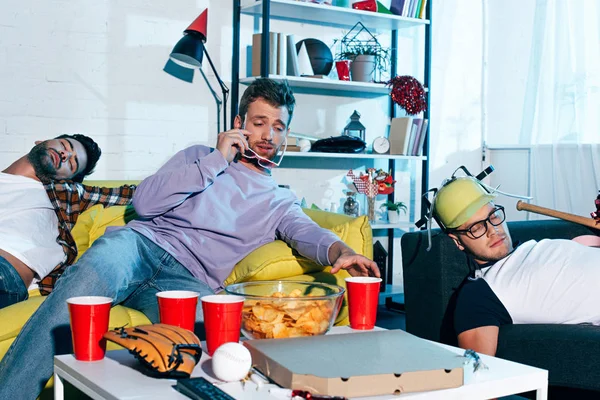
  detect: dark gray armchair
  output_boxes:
[401,220,600,391]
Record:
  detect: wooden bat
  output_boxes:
[516,200,600,230]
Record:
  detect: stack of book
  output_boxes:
[252,33,309,77]
[389,117,429,156]
[390,0,428,19]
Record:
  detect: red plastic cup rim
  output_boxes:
[345,277,382,284]
[201,294,245,304]
[66,296,113,305]
[156,290,200,299]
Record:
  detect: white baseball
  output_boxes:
[211,342,252,382]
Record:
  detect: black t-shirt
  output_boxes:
[453,277,512,336]
[440,257,513,344]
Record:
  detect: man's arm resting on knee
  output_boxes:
[457,325,499,356]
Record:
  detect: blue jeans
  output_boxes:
[0,255,28,309]
[0,228,213,400]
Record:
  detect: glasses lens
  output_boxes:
[469,221,487,238]
[490,207,505,225]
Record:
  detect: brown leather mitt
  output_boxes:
[104,323,203,378]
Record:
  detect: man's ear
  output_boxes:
[35,140,42,145]
[448,233,465,251]
[233,115,242,129]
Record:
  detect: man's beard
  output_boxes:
[249,140,277,160]
[27,143,57,182]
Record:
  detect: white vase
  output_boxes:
[350,55,376,82]
[387,210,400,224]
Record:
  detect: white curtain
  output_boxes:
[520,0,600,218]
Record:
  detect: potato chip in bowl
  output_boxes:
[224,281,345,340]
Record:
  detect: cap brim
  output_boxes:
[445,193,497,229]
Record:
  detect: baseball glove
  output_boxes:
[104,324,203,378]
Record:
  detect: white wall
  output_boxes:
[0,0,486,288]
[0,0,230,178]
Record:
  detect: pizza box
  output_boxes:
[244,329,464,398]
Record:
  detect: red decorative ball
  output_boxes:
[387,75,427,115]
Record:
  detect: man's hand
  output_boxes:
[328,241,380,278]
[216,128,250,163]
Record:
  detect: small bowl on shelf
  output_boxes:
[224,281,345,340]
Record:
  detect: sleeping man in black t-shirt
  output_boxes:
[428,169,600,356]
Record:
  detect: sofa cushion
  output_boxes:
[71,204,137,260]
[74,205,372,284]
[224,219,352,284]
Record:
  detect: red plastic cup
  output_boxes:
[201,294,245,356]
[67,296,112,361]
[156,290,200,331]
[336,60,352,81]
[345,277,382,330]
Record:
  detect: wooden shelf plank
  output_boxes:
[240,75,391,96]
[283,151,427,161]
[241,0,429,32]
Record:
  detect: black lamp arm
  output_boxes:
[202,48,230,132]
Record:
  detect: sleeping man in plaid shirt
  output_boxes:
[0,134,135,309]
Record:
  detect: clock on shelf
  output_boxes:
[372,136,390,154]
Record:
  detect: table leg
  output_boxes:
[535,385,548,400]
[54,372,65,400]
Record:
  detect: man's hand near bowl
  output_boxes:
[328,241,380,277]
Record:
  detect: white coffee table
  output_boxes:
[54,326,548,400]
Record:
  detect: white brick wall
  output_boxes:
[0,0,216,179]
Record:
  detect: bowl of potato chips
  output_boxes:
[224,281,345,340]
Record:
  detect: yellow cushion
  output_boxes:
[71,204,137,260]
[224,209,372,285]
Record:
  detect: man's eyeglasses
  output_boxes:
[450,206,505,239]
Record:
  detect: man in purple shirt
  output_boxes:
[0,78,379,399]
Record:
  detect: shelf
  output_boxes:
[241,0,429,32]
[370,221,416,230]
[240,75,391,97]
[284,151,427,161]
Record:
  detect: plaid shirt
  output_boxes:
[38,181,136,295]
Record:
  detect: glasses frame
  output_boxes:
[450,205,506,239]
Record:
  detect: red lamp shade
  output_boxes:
[170,9,208,68]
[185,9,208,41]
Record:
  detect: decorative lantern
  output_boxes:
[343,110,366,142]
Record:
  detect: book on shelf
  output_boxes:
[251,32,278,76]
[419,0,428,19]
[416,118,428,156]
[406,118,422,156]
[389,117,413,155]
[286,34,300,76]
[277,32,287,76]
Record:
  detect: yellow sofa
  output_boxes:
[0,181,373,364]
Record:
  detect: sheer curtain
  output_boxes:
[520,0,600,218]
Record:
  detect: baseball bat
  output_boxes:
[516,200,600,230]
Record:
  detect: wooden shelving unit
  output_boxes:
[231,0,432,311]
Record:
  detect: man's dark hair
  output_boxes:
[238,78,296,126]
[55,134,101,183]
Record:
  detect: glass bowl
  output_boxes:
[224,281,345,340]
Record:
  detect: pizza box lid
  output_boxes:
[243,329,464,397]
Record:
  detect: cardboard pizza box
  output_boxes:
[244,329,464,397]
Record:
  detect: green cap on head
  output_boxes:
[433,177,497,229]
